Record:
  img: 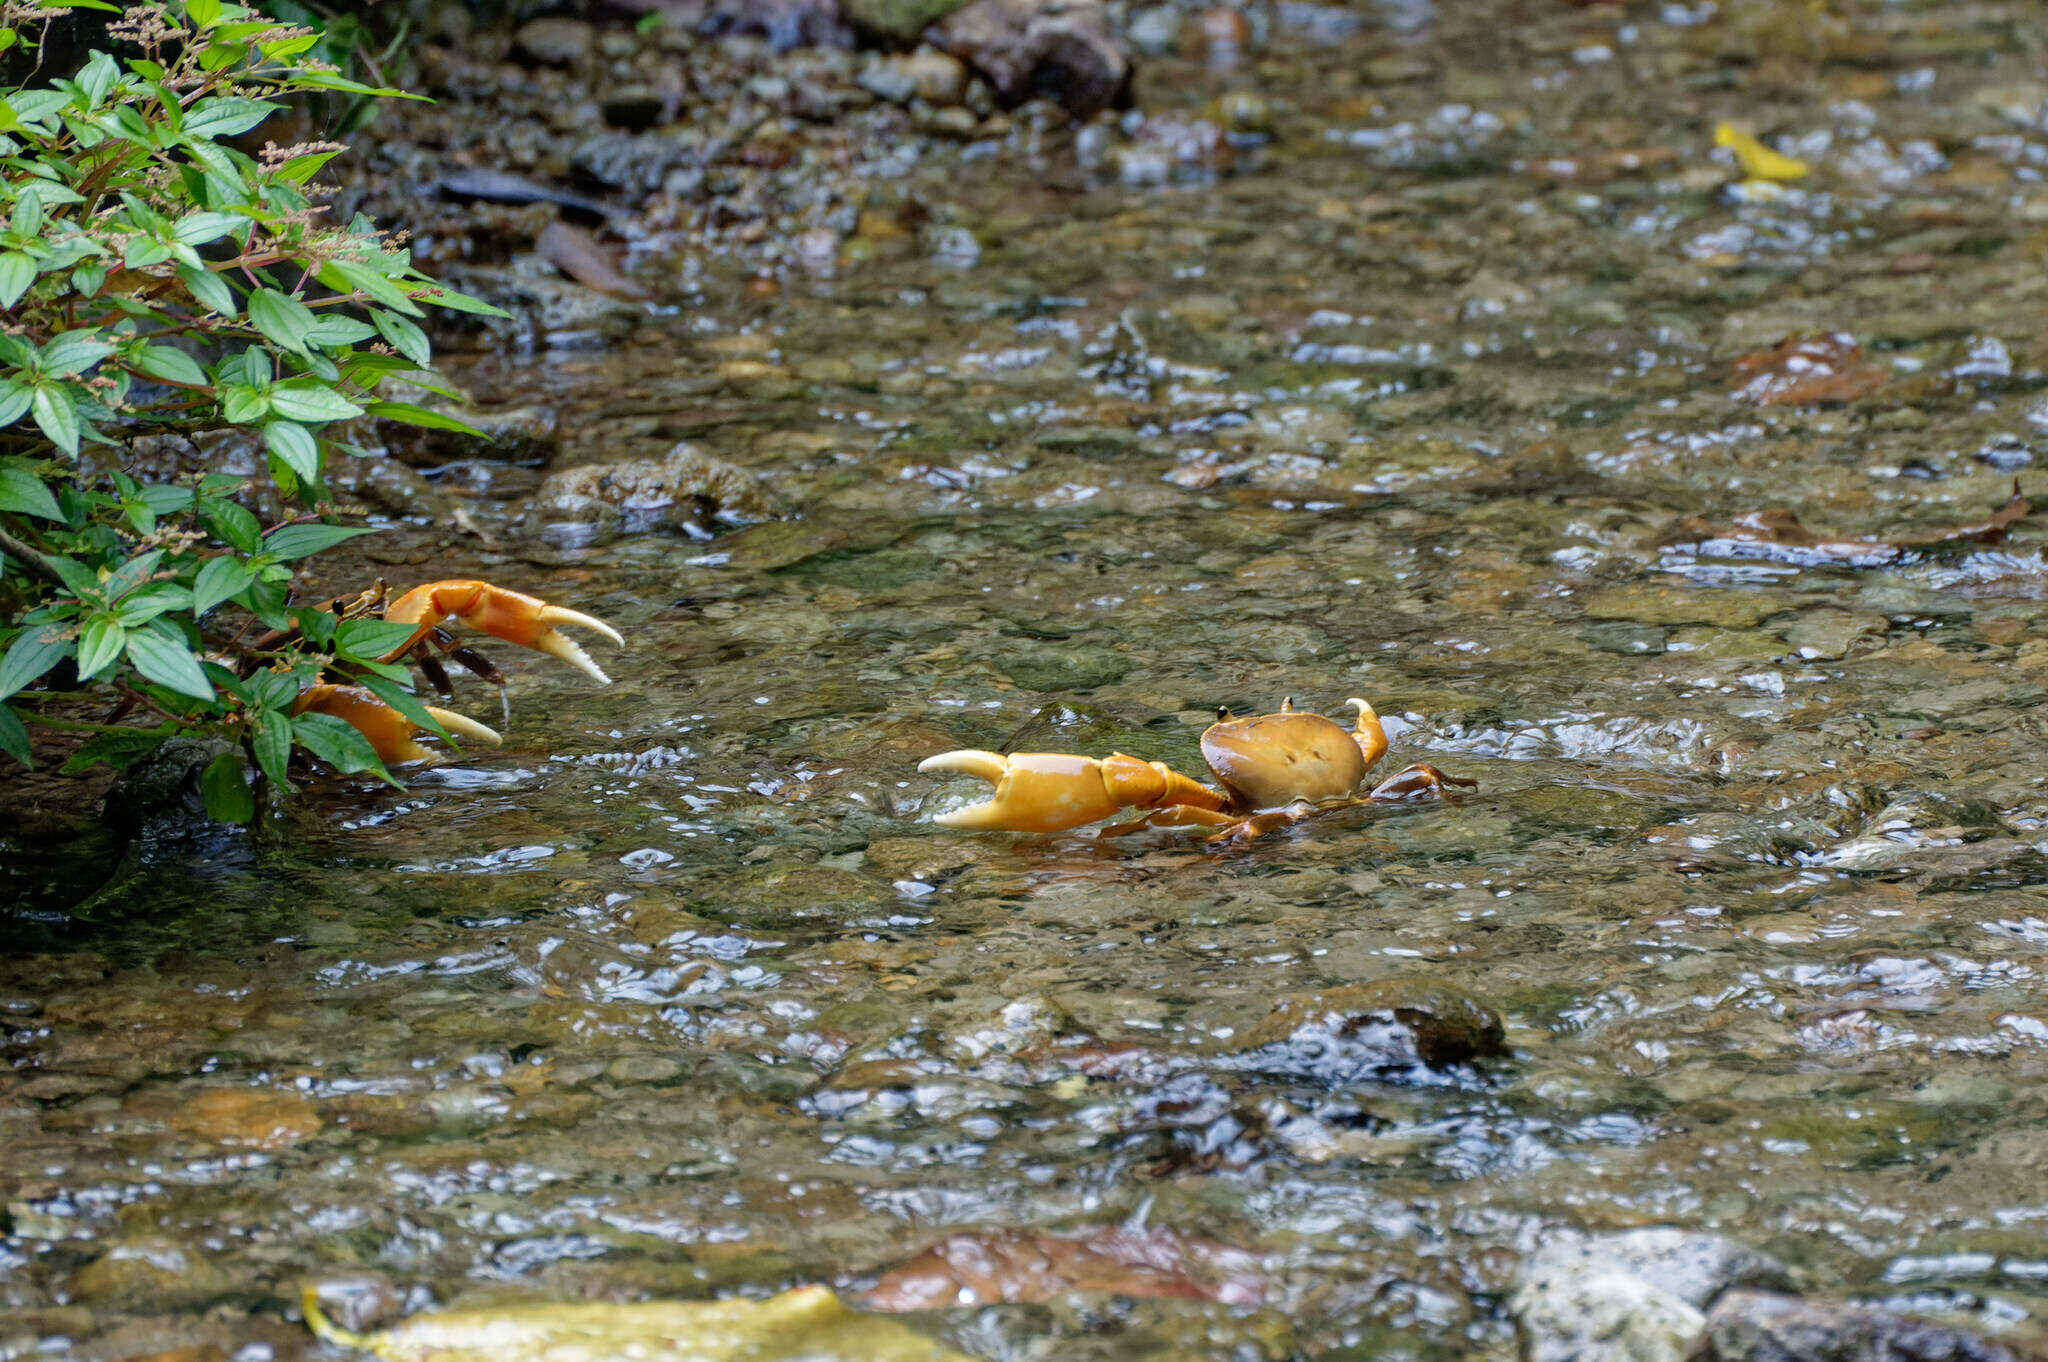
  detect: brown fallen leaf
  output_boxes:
[1728,332,1890,406]
[864,1226,1265,1312]
[1663,481,2028,566]
[536,220,649,300]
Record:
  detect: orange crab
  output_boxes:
[919,698,1472,842]
[271,579,622,765]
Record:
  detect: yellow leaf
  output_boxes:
[1713,123,1809,182]
[302,1283,982,1362]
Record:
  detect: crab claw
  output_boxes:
[381,580,623,684]
[292,684,503,766]
[919,750,1222,833]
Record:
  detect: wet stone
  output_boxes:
[512,17,593,67]
[529,442,776,548]
[1697,1290,2048,1362]
[67,1240,235,1307]
[167,1087,322,1150]
[1580,586,1780,630]
[928,0,1133,119]
[945,995,1069,1061]
[841,0,971,44]
[1236,978,1506,1082]
[1580,620,1668,655]
[859,48,969,105]
[1783,609,1888,660]
[607,1055,686,1083]
[998,645,1132,692]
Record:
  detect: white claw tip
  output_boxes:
[540,605,625,647]
[918,750,1009,783]
[535,632,613,685]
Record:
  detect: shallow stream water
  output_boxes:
[10,1,2048,1357]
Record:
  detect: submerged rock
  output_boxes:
[927,0,1132,118]
[1698,1290,2048,1362]
[1236,978,1506,1082]
[1511,1229,1792,1362]
[841,0,970,45]
[511,16,593,66]
[528,442,777,548]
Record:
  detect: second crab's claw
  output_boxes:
[292,684,504,766]
[381,581,623,684]
[918,750,1223,833]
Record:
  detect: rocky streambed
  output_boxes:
[10,0,2048,1359]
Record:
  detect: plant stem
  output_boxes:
[0,522,66,587]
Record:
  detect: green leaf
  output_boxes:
[0,463,61,519]
[30,383,80,455]
[359,673,451,740]
[131,344,208,386]
[187,0,222,28]
[114,581,191,626]
[263,418,320,483]
[238,574,291,630]
[48,555,100,600]
[257,32,317,60]
[177,261,236,316]
[220,382,270,424]
[200,750,255,823]
[0,703,27,767]
[267,378,362,423]
[337,617,423,660]
[364,400,482,437]
[0,381,32,429]
[247,288,317,352]
[191,555,254,616]
[0,621,70,700]
[319,259,422,316]
[101,548,164,601]
[408,281,514,318]
[171,209,244,245]
[203,499,263,553]
[125,622,215,701]
[303,315,376,347]
[0,252,32,309]
[262,522,377,560]
[274,148,339,185]
[248,668,300,713]
[251,707,291,784]
[182,97,279,139]
[287,71,426,100]
[75,614,125,680]
[370,308,432,367]
[291,710,398,783]
[75,50,118,106]
[59,724,172,774]
[39,330,113,376]
[137,483,193,516]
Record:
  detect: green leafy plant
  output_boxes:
[0,0,505,821]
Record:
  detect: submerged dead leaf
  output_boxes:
[536,220,650,300]
[1663,482,2029,567]
[864,1226,1266,1312]
[304,1283,974,1362]
[1728,333,1889,407]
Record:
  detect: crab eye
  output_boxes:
[1215,705,1230,722]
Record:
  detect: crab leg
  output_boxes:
[918,750,1225,833]
[380,581,623,684]
[292,684,503,766]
